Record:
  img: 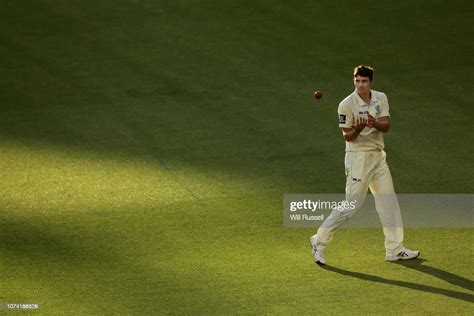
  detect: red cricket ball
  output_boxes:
[314,90,323,99]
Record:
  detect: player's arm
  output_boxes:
[342,117,368,142]
[368,115,390,133]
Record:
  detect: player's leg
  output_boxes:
[369,151,404,257]
[314,152,371,251]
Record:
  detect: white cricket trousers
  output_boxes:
[316,150,404,256]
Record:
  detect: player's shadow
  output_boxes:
[322,261,474,303]
[393,258,474,292]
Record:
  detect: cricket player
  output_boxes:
[310,65,419,265]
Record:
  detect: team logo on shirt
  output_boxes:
[339,114,346,124]
[375,104,381,114]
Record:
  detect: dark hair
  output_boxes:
[353,65,374,81]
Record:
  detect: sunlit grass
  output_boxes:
[1,140,473,314]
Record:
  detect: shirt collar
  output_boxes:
[354,90,378,106]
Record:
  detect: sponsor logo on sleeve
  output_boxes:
[339,114,346,124]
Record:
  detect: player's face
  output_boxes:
[354,75,372,94]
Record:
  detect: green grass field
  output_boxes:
[1,0,473,314]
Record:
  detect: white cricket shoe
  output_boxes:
[310,234,326,265]
[386,248,420,262]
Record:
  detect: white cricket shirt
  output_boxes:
[338,89,390,152]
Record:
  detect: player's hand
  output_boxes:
[367,115,377,128]
[352,117,368,132]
